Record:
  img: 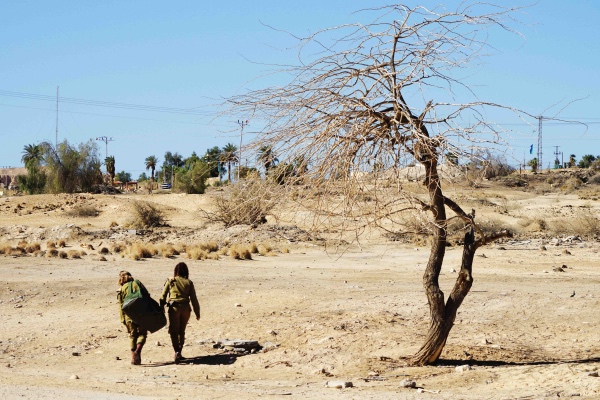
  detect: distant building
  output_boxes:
[0,167,27,189]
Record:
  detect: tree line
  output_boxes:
[16,139,298,195]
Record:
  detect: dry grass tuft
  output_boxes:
[66,205,99,217]
[26,243,41,253]
[46,241,56,249]
[159,244,179,258]
[111,244,125,253]
[46,249,58,258]
[258,243,274,256]
[68,250,82,259]
[58,240,66,248]
[110,221,118,228]
[59,251,68,259]
[187,247,209,260]
[229,244,253,260]
[129,243,157,260]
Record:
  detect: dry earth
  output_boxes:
[0,182,599,399]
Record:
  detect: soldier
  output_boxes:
[117,271,148,365]
[160,262,200,363]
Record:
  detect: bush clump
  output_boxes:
[205,179,278,227]
[130,202,166,229]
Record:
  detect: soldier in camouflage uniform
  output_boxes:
[160,262,200,363]
[117,271,148,365]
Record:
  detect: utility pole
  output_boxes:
[95,136,114,159]
[553,146,561,169]
[537,116,543,172]
[55,86,59,148]
[237,119,248,181]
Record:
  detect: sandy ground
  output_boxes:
[0,188,599,399]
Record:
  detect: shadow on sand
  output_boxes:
[436,356,600,367]
[147,352,244,367]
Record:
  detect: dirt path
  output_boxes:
[1,238,599,399]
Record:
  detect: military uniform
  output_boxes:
[160,276,200,361]
[117,280,148,362]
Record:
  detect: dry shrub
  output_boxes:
[130,201,166,229]
[26,243,41,253]
[551,208,600,237]
[129,243,156,260]
[174,243,187,254]
[68,250,81,259]
[159,244,179,258]
[67,205,99,217]
[99,247,110,255]
[110,221,119,228]
[46,241,56,249]
[561,176,583,192]
[229,244,252,260]
[199,241,219,252]
[187,247,208,260]
[205,179,278,227]
[59,251,68,259]
[46,249,59,258]
[58,240,66,248]
[248,243,259,254]
[519,216,548,233]
[111,244,125,253]
[80,251,87,256]
[258,243,273,255]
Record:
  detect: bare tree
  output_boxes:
[227,3,534,365]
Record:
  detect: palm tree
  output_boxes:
[21,144,44,168]
[105,156,115,183]
[145,155,159,182]
[221,143,238,182]
[257,145,278,175]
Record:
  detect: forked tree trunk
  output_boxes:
[409,152,479,366]
[411,227,477,365]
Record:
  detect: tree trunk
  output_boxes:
[411,227,477,365]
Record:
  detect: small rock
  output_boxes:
[72,352,80,356]
[562,249,571,255]
[69,374,79,380]
[455,365,471,373]
[325,380,353,389]
[449,268,456,273]
[399,379,416,388]
[234,303,242,307]
[553,267,565,272]
[588,372,599,377]
[540,245,547,251]
[498,246,506,250]
[156,341,162,346]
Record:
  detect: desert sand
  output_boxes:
[0,181,599,399]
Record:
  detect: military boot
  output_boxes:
[131,350,136,365]
[134,343,143,365]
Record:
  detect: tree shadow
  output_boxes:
[436,356,600,367]
[146,352,243,367]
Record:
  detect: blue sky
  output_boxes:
[1,0,599,175]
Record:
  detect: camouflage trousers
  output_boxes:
[125,320,147,351]
[168,303,191,351]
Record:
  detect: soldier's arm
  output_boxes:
[159,279,170,307]
[189,281,200,319]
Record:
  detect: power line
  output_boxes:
[0,89,215,116]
